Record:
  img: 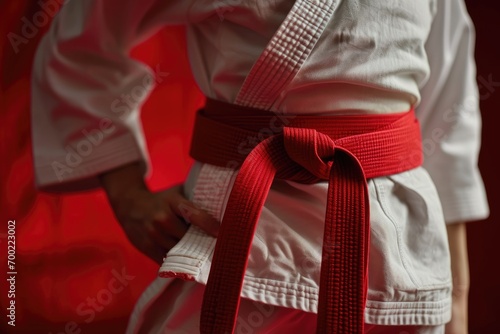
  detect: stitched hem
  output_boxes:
[158,260,452,326]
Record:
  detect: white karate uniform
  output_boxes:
[31,0,489,332]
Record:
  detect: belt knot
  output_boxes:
[281,127,335,181]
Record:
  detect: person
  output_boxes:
[31,0,489,333]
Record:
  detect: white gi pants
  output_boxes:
[126,278,445,334]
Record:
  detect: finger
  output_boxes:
[149,228,179,253]
[170,196,219,237]
[153,213,189,240]
[127,228,167,265]
[144,245,168,265]
[144,220,179,252]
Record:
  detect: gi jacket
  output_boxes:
[31,0,489,326]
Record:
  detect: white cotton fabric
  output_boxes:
[125,277,445,333]
[31,0,490,327]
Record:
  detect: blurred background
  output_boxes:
[0,1,498,333]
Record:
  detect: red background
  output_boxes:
[0,1,498,333]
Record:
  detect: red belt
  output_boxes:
[190,98,423,333]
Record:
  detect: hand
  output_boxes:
[100,163,219,264]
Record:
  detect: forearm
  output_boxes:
[446,222,470,331]
[447,222,470,296]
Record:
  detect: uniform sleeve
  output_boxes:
[31,0,185,192]
[416,0,489,224]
